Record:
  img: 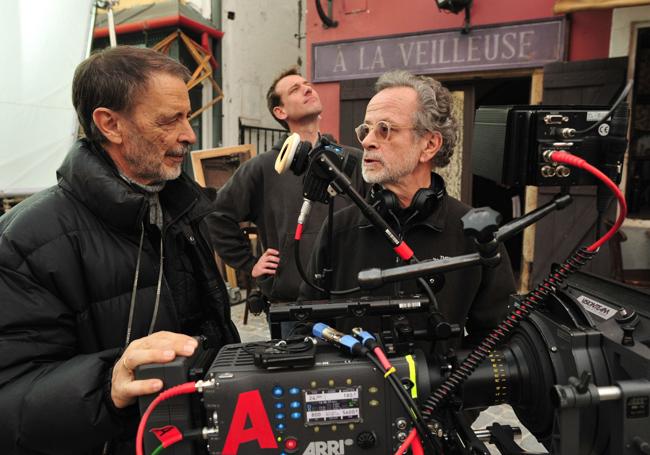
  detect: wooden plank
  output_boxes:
[519,69,544,292]
[554,0,650,14]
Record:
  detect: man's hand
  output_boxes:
[251,248,280,278]
[111,331,198,409]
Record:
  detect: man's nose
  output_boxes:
[180,118,197,144]
[361,127,377,150]
[304,84,312,95]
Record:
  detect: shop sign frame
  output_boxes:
[312,17,568,82]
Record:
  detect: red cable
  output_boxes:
[411,433,425,455]
[549,151,627,252]
[136,382,198,455]
[373,346,392,370]
[394,428,418,455]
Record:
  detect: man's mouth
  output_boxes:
[166,144,191,161]
[363,155,382,167]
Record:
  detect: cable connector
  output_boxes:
[184,426,219,440]
[195,378,216,392]
[351,327,379,350]
[543,150,556,162]
[313,323,367,356]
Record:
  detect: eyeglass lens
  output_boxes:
[356,121,391,142]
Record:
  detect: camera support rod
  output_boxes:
[316,154,415,261]
[357,192,574,287]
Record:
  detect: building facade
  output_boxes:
[305,0,650,289]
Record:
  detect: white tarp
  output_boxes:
[0,0,95,196]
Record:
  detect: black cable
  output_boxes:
[294,235,361,295]
[364,352,441,454]
[574,79,633,135]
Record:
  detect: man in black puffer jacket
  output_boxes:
[0,46,239,454]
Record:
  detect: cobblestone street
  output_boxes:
[230,302,547,454]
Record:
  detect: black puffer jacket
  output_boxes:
[0,139,239,454]
[207,135,366,302]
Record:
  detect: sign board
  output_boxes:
[313,18,567,82]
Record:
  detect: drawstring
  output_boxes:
[124,223,164,347]
[148,233,164,335]
[125,225,145,347]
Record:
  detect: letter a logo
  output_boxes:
[222,390,278,454]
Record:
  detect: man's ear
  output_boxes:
[420,131,443,164]
[272,105,288,123]
[92,108,123,145]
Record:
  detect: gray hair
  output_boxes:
[72,46,191,144]
[375,70,458,168]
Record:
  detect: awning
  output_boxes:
[94,2,223,40]
[554,0,650,13]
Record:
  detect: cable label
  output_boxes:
[151,425,182,447]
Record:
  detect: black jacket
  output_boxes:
[207,135,366,302]
[0,139,239,454]
[300,187,516,345]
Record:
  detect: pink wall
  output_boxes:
[307,0,612,139]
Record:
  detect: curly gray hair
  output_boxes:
[375,70,458,168]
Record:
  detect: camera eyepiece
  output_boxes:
[275,133,358,204]
[275,132,312,175]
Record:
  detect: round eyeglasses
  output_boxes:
[354,120,415,143]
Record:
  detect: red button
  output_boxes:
[285,438,298,450]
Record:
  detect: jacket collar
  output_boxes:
[57,139,211,233]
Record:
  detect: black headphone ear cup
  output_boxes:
[408,174,446,216]
[381,189,399,213]
[410,188,434,214]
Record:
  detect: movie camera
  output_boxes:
[136,82,650,455]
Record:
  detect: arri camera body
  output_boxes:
[138,273,650,455]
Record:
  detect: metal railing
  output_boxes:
[238,120,286,153]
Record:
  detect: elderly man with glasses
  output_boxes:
[300,70,516,350]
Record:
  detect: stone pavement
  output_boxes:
[230,302,548,454]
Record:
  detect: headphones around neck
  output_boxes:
[368,172,446,220]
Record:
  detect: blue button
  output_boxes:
[290,401,301,409]
[289,387,300,395]
[280,453,287,455]
[275,402,285,409]
[272,386,284,397]
[276,423,286,431]
[275,413,285,420]
[290,412,302,420]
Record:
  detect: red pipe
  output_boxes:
[93,14,224,39]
